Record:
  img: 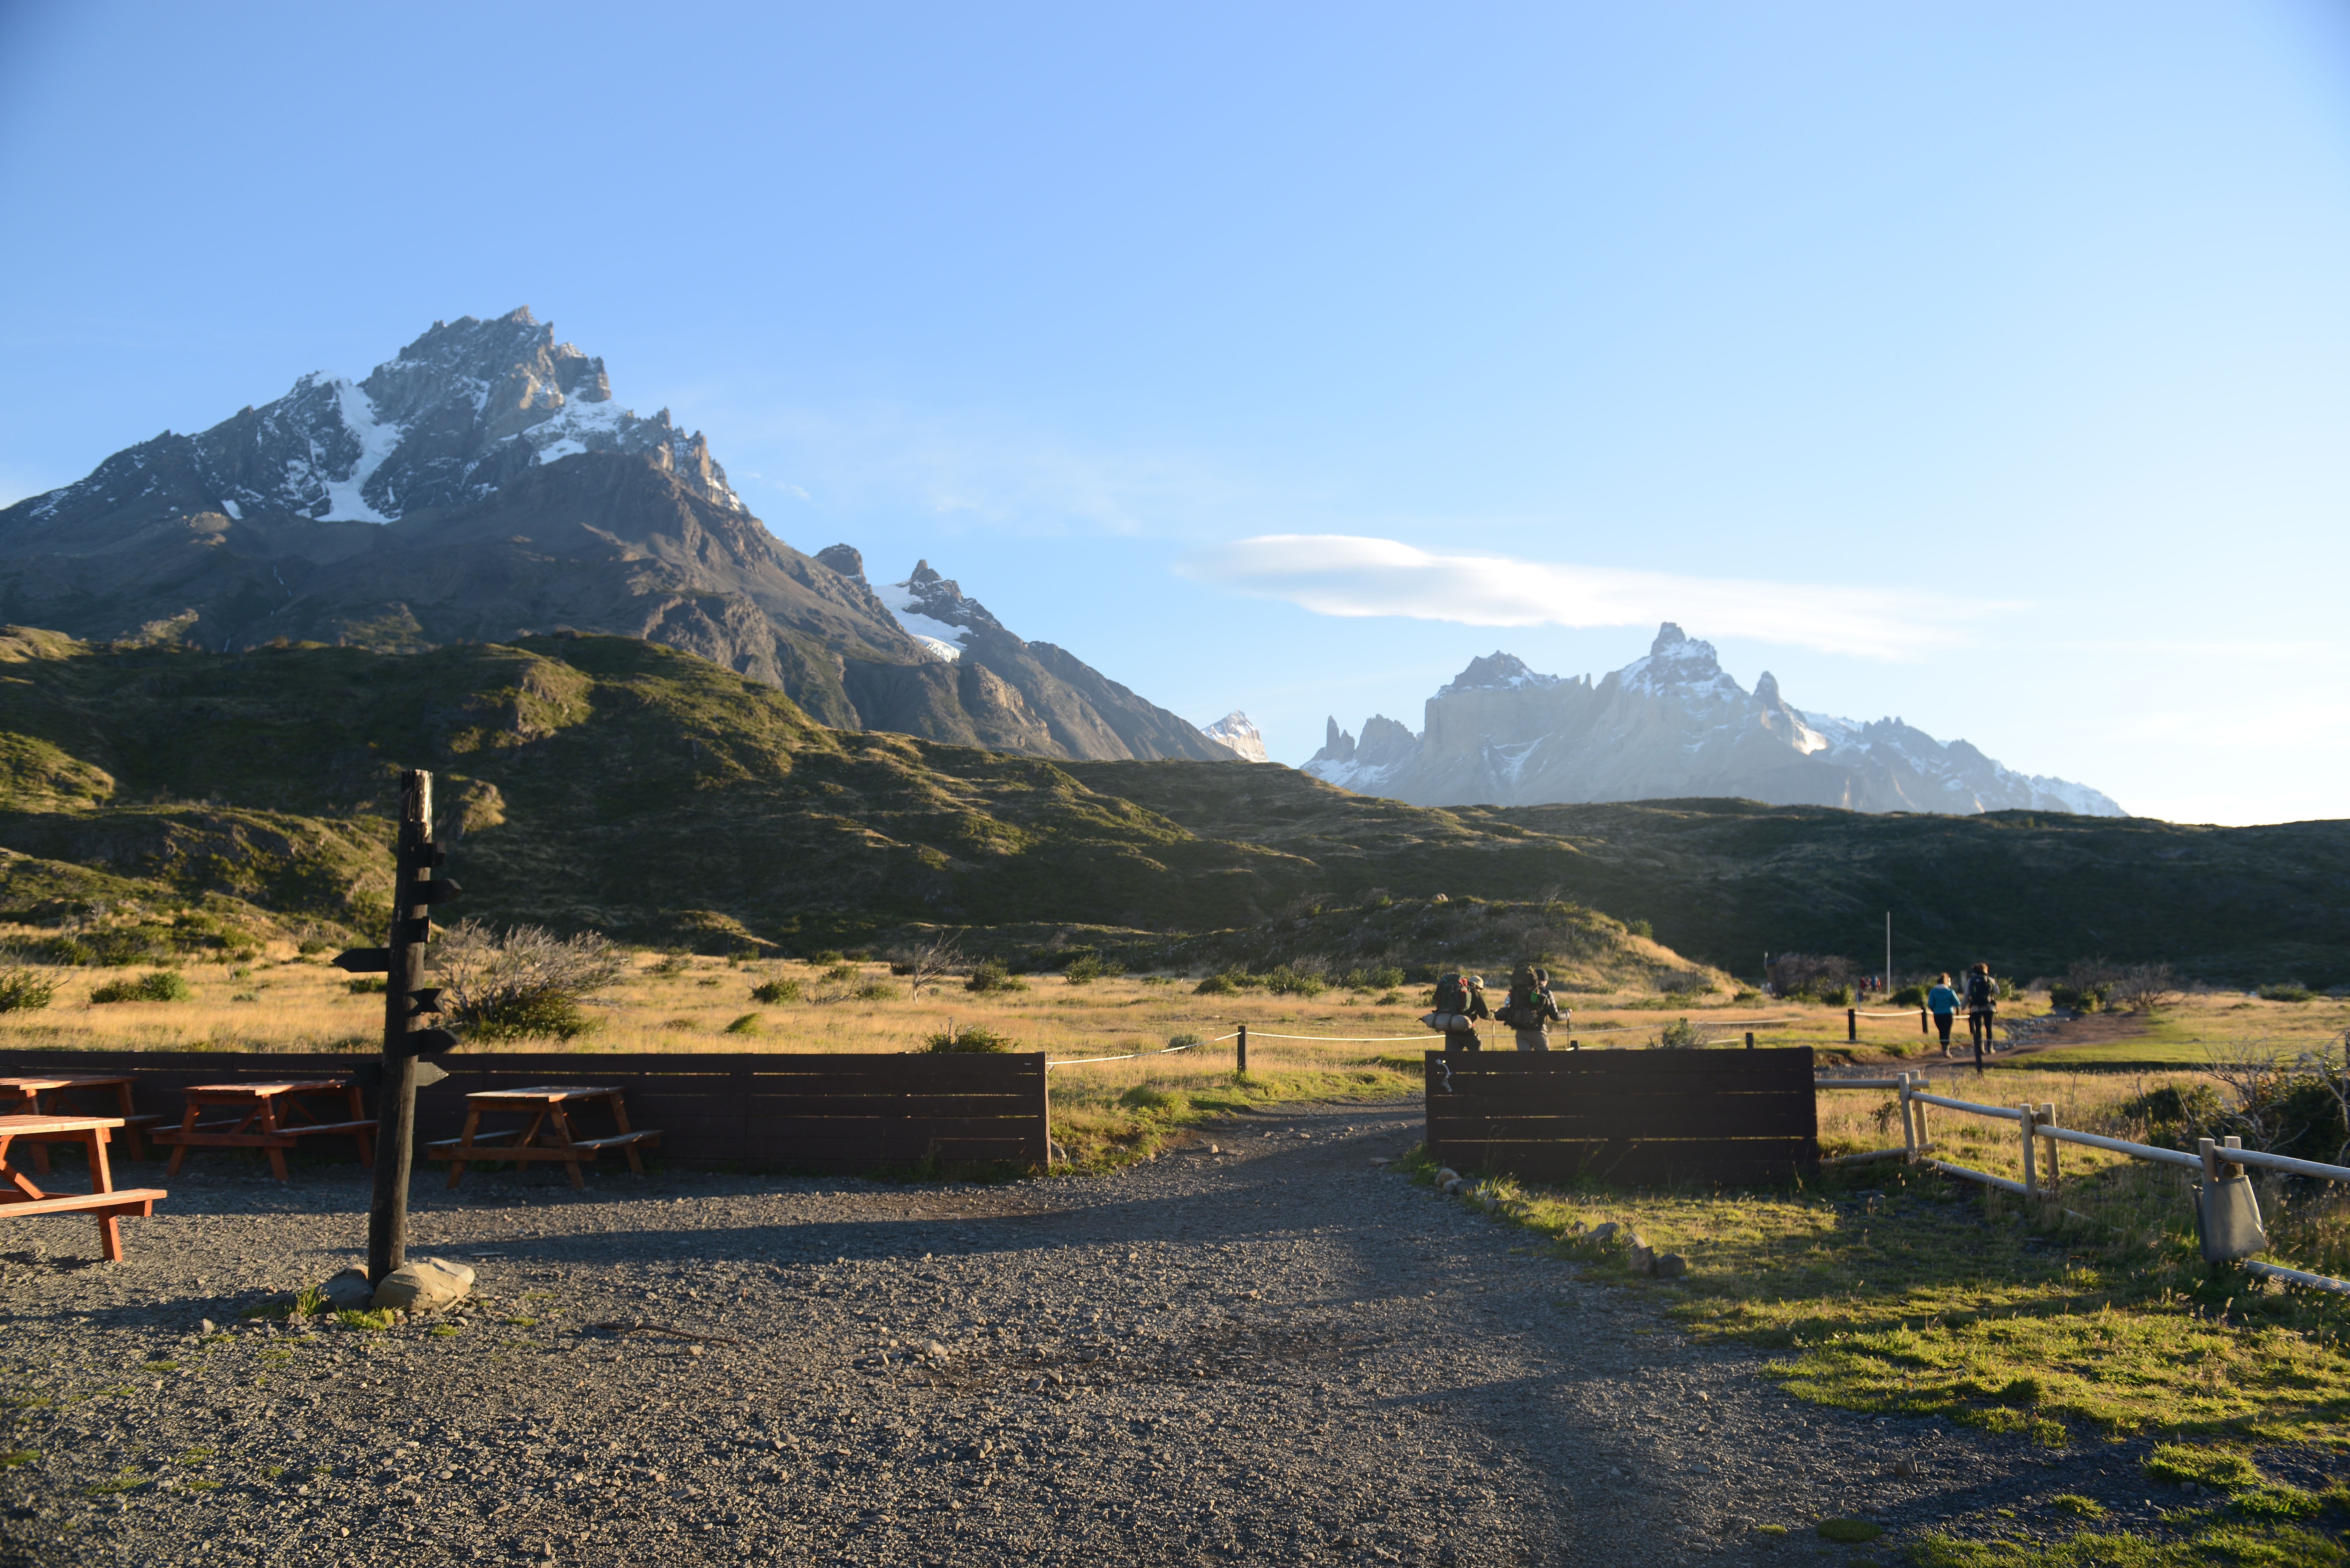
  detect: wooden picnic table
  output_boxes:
[153,1080,375,1183]
[0,1114,168,1262]
[426,1085,660,1190]
[0,1074,166,1169]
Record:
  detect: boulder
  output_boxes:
[1587,1222,1620,1245]
[319,1268,376,1313]
[1626,1234,1656,1276]
[371,1258,476,1313]
[1654,1253,1688,1279]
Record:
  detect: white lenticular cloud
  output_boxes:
[1180,534,2002,660]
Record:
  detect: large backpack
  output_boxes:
[1966,971,1997,1008]
[1434,974,1469,1013]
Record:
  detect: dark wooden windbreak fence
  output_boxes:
[1424,1047,1818,1185]
[0,1051,1049,1173]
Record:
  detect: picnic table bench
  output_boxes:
[0,1114,167,1262]
[0,1074,167,1168]
[153,1080,375,1183]
[426,1086,659,1189]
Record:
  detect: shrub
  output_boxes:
[34,935,92,966]
[853,980,900,1001]
[1166,1031,1204,1052]
[2259,983,2318,1003]
[924,1023,1014,1053]
[1655,1017,1704,1049]
[1818,984,1855,1008]
[1887,983,1928,1008]
[1262,964,1326,998]
[1626,919,1654,940]
[965,960,1027,994]
[750,978,801,1004]
[822,962,860,983]
[2113,962,2185,1013]
[83,929,158,967]
[1193,971,1248,995]
[810,949,845,965]
[89,970,191,1004]
[1119,1085,1183,1112]
[432,920,627,1042]
[1340,965,1406,991]
[0,959,57,1013]
[648,953,690,977]
[1064,954,1125,985]
[345,976,387,995]
[2049,981,2109,1013]
[724,1013,762,1035]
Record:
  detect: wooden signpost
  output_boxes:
[334,770,462,1283]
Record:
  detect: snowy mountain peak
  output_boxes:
[1438,651,1566,696]
[19,307,746,530]
[1201,711,1270,762]
[877,561,1010,662]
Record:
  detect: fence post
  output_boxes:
[1899,1073,1917,1162]
[1847,1008,1858,1043]
[2199,1137,2220,1182]
[1919,1008,1927,1036]
[2019,1104,2038,1200]
[2040,1103,2059,1198]
[1744,1032,1755,1051]
[1237,1024,1248,1075]
[2223,1134,2244,1176]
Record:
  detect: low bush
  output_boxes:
[2259,983,2318,1003]
[0,958,57,1013]
[1654,1016,1704,1049]
[749,977,801,1004]
[1888,983,1928,1008]
[853,980,900,1001]
[345,976,387,995]
[1193,971,1250,995]
[723,1013,762,1035]
[924,1023,1014,1053]
[1166,1031,1204,1052]
[1340,965,1407,991]
[2050,980,2110,1013]
[89,970,190,1004]
[809,949,845,965]
[965,959,1026,994]
[435,920,626,1043]
[33,935,92,966]
[1064,954,1126,985]
[1262,964,1326,998]
[1818,983,1855,1008]
[822,962,860,983]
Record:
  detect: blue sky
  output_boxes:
[3,1,2346,825]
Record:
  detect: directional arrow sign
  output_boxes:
[332,948,393,973]
[389,1027,460,1059]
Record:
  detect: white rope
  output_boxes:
[1046,1041,1206,1068]
[1233,1032,1433,1043]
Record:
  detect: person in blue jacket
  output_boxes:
[1926,972,1961,1056]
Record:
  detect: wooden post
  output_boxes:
[367,770,459,1285]
[1744,1032,1754,1050]
[2198,1136,2220,1182]
[1236,1024,1247,1075]
[1913,1088,1930,1151]
[1919,1008,1927,1036]
[1847,1007,1858,1043]
[2039,1103,2059,1197]
[2019,1104,2038,1200]
[1899,1073,1917,1161]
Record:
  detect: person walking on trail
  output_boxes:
[1963,962,1998,1069]
[1926,972,1962,1057]
[1424,971,1491,1051]
[1502,962,1565,1051]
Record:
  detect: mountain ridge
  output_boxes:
[1306,622,2123,817]
[0,309,1232,766]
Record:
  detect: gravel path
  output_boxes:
[0,1097,2247,1566]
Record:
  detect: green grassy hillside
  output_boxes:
[0,628,2341,987]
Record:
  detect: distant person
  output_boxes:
[1964,962,1998,1068]
[1926,972,1961,1056]
[1501,962,1565,1051]
[1424,971,1491,1052]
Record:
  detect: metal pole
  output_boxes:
[1885,911,1892,994]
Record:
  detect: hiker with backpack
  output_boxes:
[1422,972,1491,1051]
[1963,962,1998,1069]
[1500,962,1565,1051]
[1926,972,1961,1056]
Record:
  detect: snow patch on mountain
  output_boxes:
[1200,711,1269,762]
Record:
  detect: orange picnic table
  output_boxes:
[0,1114,167,1262]
[426,1085,660,1190]
[153,1080,375,1183]
[0,1074,166,1168]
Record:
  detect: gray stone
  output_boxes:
[319,1269,376,1313]
[1627,1235,1656,1276]
[1587,1222,1620,1245]
[1654,1253,1688,1279]
[1434,1168,1460,1186]
[372,1258,475,1313]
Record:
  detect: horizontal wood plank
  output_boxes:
[1430,1099,1818,1139]
[1431,1139,1820,1186]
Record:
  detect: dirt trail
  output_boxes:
[0,1100,2199,1566]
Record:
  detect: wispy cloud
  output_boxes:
[1180,534,2009,660]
